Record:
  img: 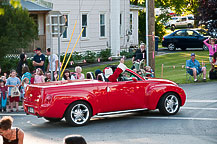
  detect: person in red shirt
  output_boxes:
[0,79,8,112]
[104,58,127,82]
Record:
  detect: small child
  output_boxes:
[45,72,51,82]
[20,78,29,102]
[0,79,8,112]
[144,66,154,77]
[21,66,31,84]
[34,68,45,83]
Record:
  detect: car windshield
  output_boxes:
[195,29,208,36]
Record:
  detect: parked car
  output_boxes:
[162,29,209,51]
[23,68,186,126]
[166,16,194,29]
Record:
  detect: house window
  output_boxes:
[62,15,68,38]
[100,14,105,37]
[82,14,88,38]
[130,13,133,35]
[120,13,122,36]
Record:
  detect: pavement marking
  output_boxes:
[187,99,217,103]
[137,116,217,121]
[182,107,217,111]
[0,113,26,116]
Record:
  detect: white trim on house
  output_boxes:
[99,12,107,39]
[81,12,89,40]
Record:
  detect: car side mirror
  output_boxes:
[132,77,137,82]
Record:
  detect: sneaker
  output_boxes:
[203,78,206,82]
[194,79,198,82]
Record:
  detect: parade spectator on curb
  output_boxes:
[34,68,45,84]
[46,48,59,80]
[21,66,31,84]
[6,70,21,112]
[75,66,84,80]
[16,53,28,78]
[0,79,8,112]
[132,43,146,70]
[211,52,217,71]
[186,53,206,82]
[62,69,75,80]
[32,48,46,72]
[64,135,87,144]
[203,38,217,63]
[0,116,24,144]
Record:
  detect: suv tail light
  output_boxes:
[163,37,164,41]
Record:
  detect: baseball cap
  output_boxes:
[191,53,195,56]
[34,48,42,51]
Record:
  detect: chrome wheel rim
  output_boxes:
[168,43,175,51]
[164,95,179,114]
[71,104,89,125]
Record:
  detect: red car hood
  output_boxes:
[145,77,178,86]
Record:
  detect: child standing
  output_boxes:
[21,66,31,84]
[34,68,45,83]
[20,78,29,102]
[203,38,217,63]
[6,70,21,112]
[0,79,8,112]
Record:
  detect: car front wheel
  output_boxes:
[65,101,92,126]
[188,24,193,28]
[158,93,180,115]
[203,44,208,51]
[168,43,176,51]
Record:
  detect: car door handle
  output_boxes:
[107,87,111,92]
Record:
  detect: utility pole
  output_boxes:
[146,0,155,71]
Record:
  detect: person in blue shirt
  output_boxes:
[186,53,206,82]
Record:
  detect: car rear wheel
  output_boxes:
[44,117,62,122]
[188,24,193,28]
[168,43,176,51]
[65,101,92,126]
[158,92,180,115]
[171,25,175,31]
[181,47,186,51]
[203,44,208,51]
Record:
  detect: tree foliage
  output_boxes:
[196,0,217,38]
[0,3,38,60]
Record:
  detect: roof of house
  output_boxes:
[21,0,51,12]
[130,5,144,10]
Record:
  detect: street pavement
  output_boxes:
[0,82,217,144]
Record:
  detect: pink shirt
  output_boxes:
[203,39,217,56]
[34,75,44,83]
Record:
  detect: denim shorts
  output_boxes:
[187,68,202,76]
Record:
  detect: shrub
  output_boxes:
[83,51,96,63]
[98,49,111,61]
[120,51,134,58]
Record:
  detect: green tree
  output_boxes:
[0,3,38,60]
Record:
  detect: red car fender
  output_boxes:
[42,91,99,118]
[145,84,186,110]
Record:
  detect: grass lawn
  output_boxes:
[82,51,215,84]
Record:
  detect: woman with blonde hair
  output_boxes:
[75,66,85,80]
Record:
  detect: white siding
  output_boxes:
[45,0,135,54]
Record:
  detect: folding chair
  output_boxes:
[186,60,202,82]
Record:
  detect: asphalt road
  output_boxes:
[0,82,217,144]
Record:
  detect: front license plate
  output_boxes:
[28,107,34,114]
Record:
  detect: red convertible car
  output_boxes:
[23,68,186,126]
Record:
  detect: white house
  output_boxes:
[22,0,142,56]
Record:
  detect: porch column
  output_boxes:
[110,0,120,57]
